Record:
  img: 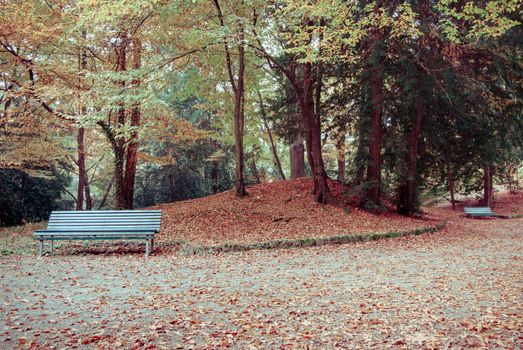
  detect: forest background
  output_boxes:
[0,0,521,226]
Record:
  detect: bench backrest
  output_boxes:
[47,210,162,232]
[464,207,493,215]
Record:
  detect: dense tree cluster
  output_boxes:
[0,0,521,224]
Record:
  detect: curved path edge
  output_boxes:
[180,220,448,255]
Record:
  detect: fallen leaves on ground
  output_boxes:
[1,191,522,349]
[152,178,440,246]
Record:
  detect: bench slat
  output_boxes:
[36,228,158,233]
[48,221,161,224]
[47,223,160,227]
[464,207,496,217]
[35,234,155,237]
[49,215,162,219]
[49,218,162,221]
[34,209,162,257]
[51,210,161,213]
[34,236,154,240]
[45,226,159,232]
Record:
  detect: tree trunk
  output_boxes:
[337,159,345,183]
[336,134,346,182]
[76,31,87,211]
[210,140,220,194]
[249,157,261,184]
[447,160,456,210]
[365,4,384,205]
[79,31,92,211]
[124,35,141,209]
[366,58,383,205]
[213,0,246,197]
[483,163,493,207]
[397,97,423,215]
[169,166,176,201]
[257,91,285,180]
[290,136,305,179]
[84,175,93,210]
[114,147,126,209]
[233,28,246,196]
[298,62,332,204]
[516,165,520,192]
[354,129,367,185]
[98,175,114,209]
[114,30,127,209]
[76,127,86,210]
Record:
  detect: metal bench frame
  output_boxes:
[464,207,497,218]
[34,210,162,257]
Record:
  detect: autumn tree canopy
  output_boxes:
[0,0,521,223]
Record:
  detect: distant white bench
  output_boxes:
[464,207,497,218]
[34,210,162,257]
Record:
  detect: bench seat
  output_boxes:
[464,207,497,218]
[34,210,162,257]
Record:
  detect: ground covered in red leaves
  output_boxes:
[153,178,441,246]
[1,181,522,348]
[1,190,522,349]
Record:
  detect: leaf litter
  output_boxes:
[0,184,522,349]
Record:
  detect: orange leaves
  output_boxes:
[152,177,438,247]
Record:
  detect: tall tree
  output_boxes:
[124,35,142,209]
[252,8,334,203]
[213,0,247,197]
[365,0,385,206]
[257,91,286,180]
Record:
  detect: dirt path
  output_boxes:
[1,213,522,349]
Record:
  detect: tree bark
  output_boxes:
[98,175,114,209]
[249,155,261,184]
[250,17,331,203]
[366,55,383,205]
[213,0,246,197]
[210,140,220,194]
[233,26,246,196]
[123,35,141,209]
[76,31,87,211]
[336,134,346,182]
[290,136,305,179]
[483,163,493,207]
[84,174,93,210]
[257,91,285,180]
[447,160,456,210]
[354,129,367,185]
[76,127,86,210]
[397,97,423,215]
[114,30,128,209]
[297,62,332,204]
[365,4,384,205]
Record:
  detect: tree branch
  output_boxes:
[212,0,238,94]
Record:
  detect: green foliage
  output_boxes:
[0,168,71,226]
[0,0,521,216]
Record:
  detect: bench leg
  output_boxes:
[50,240,54,254]
[150,239,154,254]
[39,240,43,258]
[145,239,150,257]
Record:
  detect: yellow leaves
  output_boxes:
[137,151,176,166]
[389,2,422,40]
[436,0,520,44]
[0,1,66,47]
[0,105,68,175]
[0,136,67,175]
